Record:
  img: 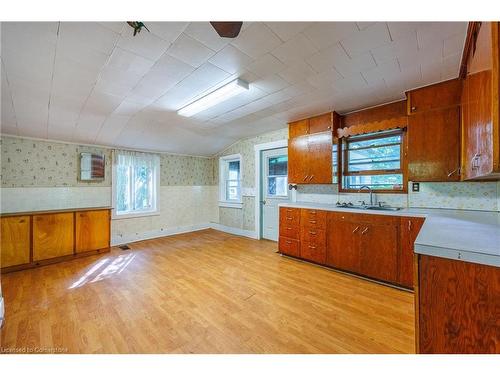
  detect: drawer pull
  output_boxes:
[19,219,26,223]
[286,209,293,212]
[308,245,316,249]
[309,231,317,235]
[352,226,360,233]
[309,220,317,224]
[286,217,293,220]
[286,241,292,244]
[309,211,316,214]
[287,227,292,230]
[361,227,369,235]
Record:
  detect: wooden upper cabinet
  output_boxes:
[1,216,31,267]
[309,112,333,133]
[408,107,461,181]
[399,216,425,289]
[407,79,462,114]
[33,212,74,261]
[76,209,110,253]
[289,119,309,138]
[407,79,462,181]
[461,22,500,180]
[288,112,335,184]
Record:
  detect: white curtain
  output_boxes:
[113,150,160,170]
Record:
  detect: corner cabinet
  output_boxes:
[461,22,500,180]
[288,112,339,184]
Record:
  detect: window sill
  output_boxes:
[112,210,160,220]
[218,201,243,209]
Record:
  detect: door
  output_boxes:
[262,148,289,241]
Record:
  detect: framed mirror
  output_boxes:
[80,152,105,181]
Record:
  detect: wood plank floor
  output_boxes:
[0,229,415,353]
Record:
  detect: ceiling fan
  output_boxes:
[126,21,243,38]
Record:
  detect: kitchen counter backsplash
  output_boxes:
[296,181,500,212]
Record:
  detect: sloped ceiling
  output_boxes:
[0,21,467,156]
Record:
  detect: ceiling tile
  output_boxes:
[98,22,125,34]
[340,22,391,57]
[332,51,376,77]
[443,32,466,58]
[386,22,426,40]
[278,61,317,84]
[246,53,285,77]
[208,45,253,74]
[96,114,132,143]
[146,22,189,44]
[271,33,318,64]
[166,33,216,68]
[417,22,467,50]
[302,22,359,50]
[252,74,290,93]
[184,22,230,51]
[59,22,120,55]
[305,43,349,73]
[117,29,171,61]
[370,32,418,65]
[265,22,312,42]
[231,23,282,59]
[106,47,155,76]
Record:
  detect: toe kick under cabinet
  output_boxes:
[279,207,424,289]
[1,207,111,273]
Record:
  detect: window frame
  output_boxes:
[338,129,407,194]
[219,153,243,208]
[111,151,161,220]
[264,150,289,200]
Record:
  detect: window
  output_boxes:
[266,155,288,197]
[341,129,404,191]
[219,154,242,207]
[113,150,160,218]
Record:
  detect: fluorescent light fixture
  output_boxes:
[177,78,249,117]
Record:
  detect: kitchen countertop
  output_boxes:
[0,206,112,217]
[279,202,500,268]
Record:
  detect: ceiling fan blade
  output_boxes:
[210,22,243,38]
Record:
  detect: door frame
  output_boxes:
[253,139,289,240]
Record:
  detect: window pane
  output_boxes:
[116,165,131,213]
[348,144,401,171]
[267,176,288,196]
[226,179,240,201]
[268,156,287,176]
[332,144,338,184]
[228,160,240,180]
[344,174,403,190]
[349,134,401,149]
[134,165,153,211]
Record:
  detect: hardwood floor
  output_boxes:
[0,229,415,353]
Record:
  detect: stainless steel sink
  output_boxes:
[336,204,402,211]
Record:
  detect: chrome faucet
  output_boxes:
[358,185,375,206]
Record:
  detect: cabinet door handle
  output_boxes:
[447,167,460,177]
[352,226,360,233]
[408,220,412,231]
[309,220,317,224]
[361,227,369,235]
[308,175,314,181]
[19,219,25,223]
[309,231,317,235]
[303,175,309,181]
[411,106,417,112]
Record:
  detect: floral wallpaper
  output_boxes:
[1,136,215,188]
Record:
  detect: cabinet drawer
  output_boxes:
[279,207,300,227]
[300,227,326,245]
[327,211,399,225]
[279,225,299,239]
[300,241,326,264]
[279,237,300,257]
[301,209,326,228]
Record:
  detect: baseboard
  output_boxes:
[111,222,258,246]
[210,223,258,239]
[111,223,211,246]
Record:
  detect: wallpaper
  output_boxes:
[0,136,215,187]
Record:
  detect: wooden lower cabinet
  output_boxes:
[280,207,425,288]
[76,209,110,253]
[33,212,74,261]
[416,255,500,353]
[0,216,31,267]
[399,217,425,288]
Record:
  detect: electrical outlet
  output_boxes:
[412,182,420,192]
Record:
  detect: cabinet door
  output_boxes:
[288,136,309,183]
[307,132,333,184]
[1,216,30,267]
[289,119,309,138]
[399,217,425,288]
[308,112,332,134]
[407,79,462,114]
[33,213,74,261]
[326,218,361,273]
[76,210,110,253]
[408,107,461,181]
[359,223,399,283]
